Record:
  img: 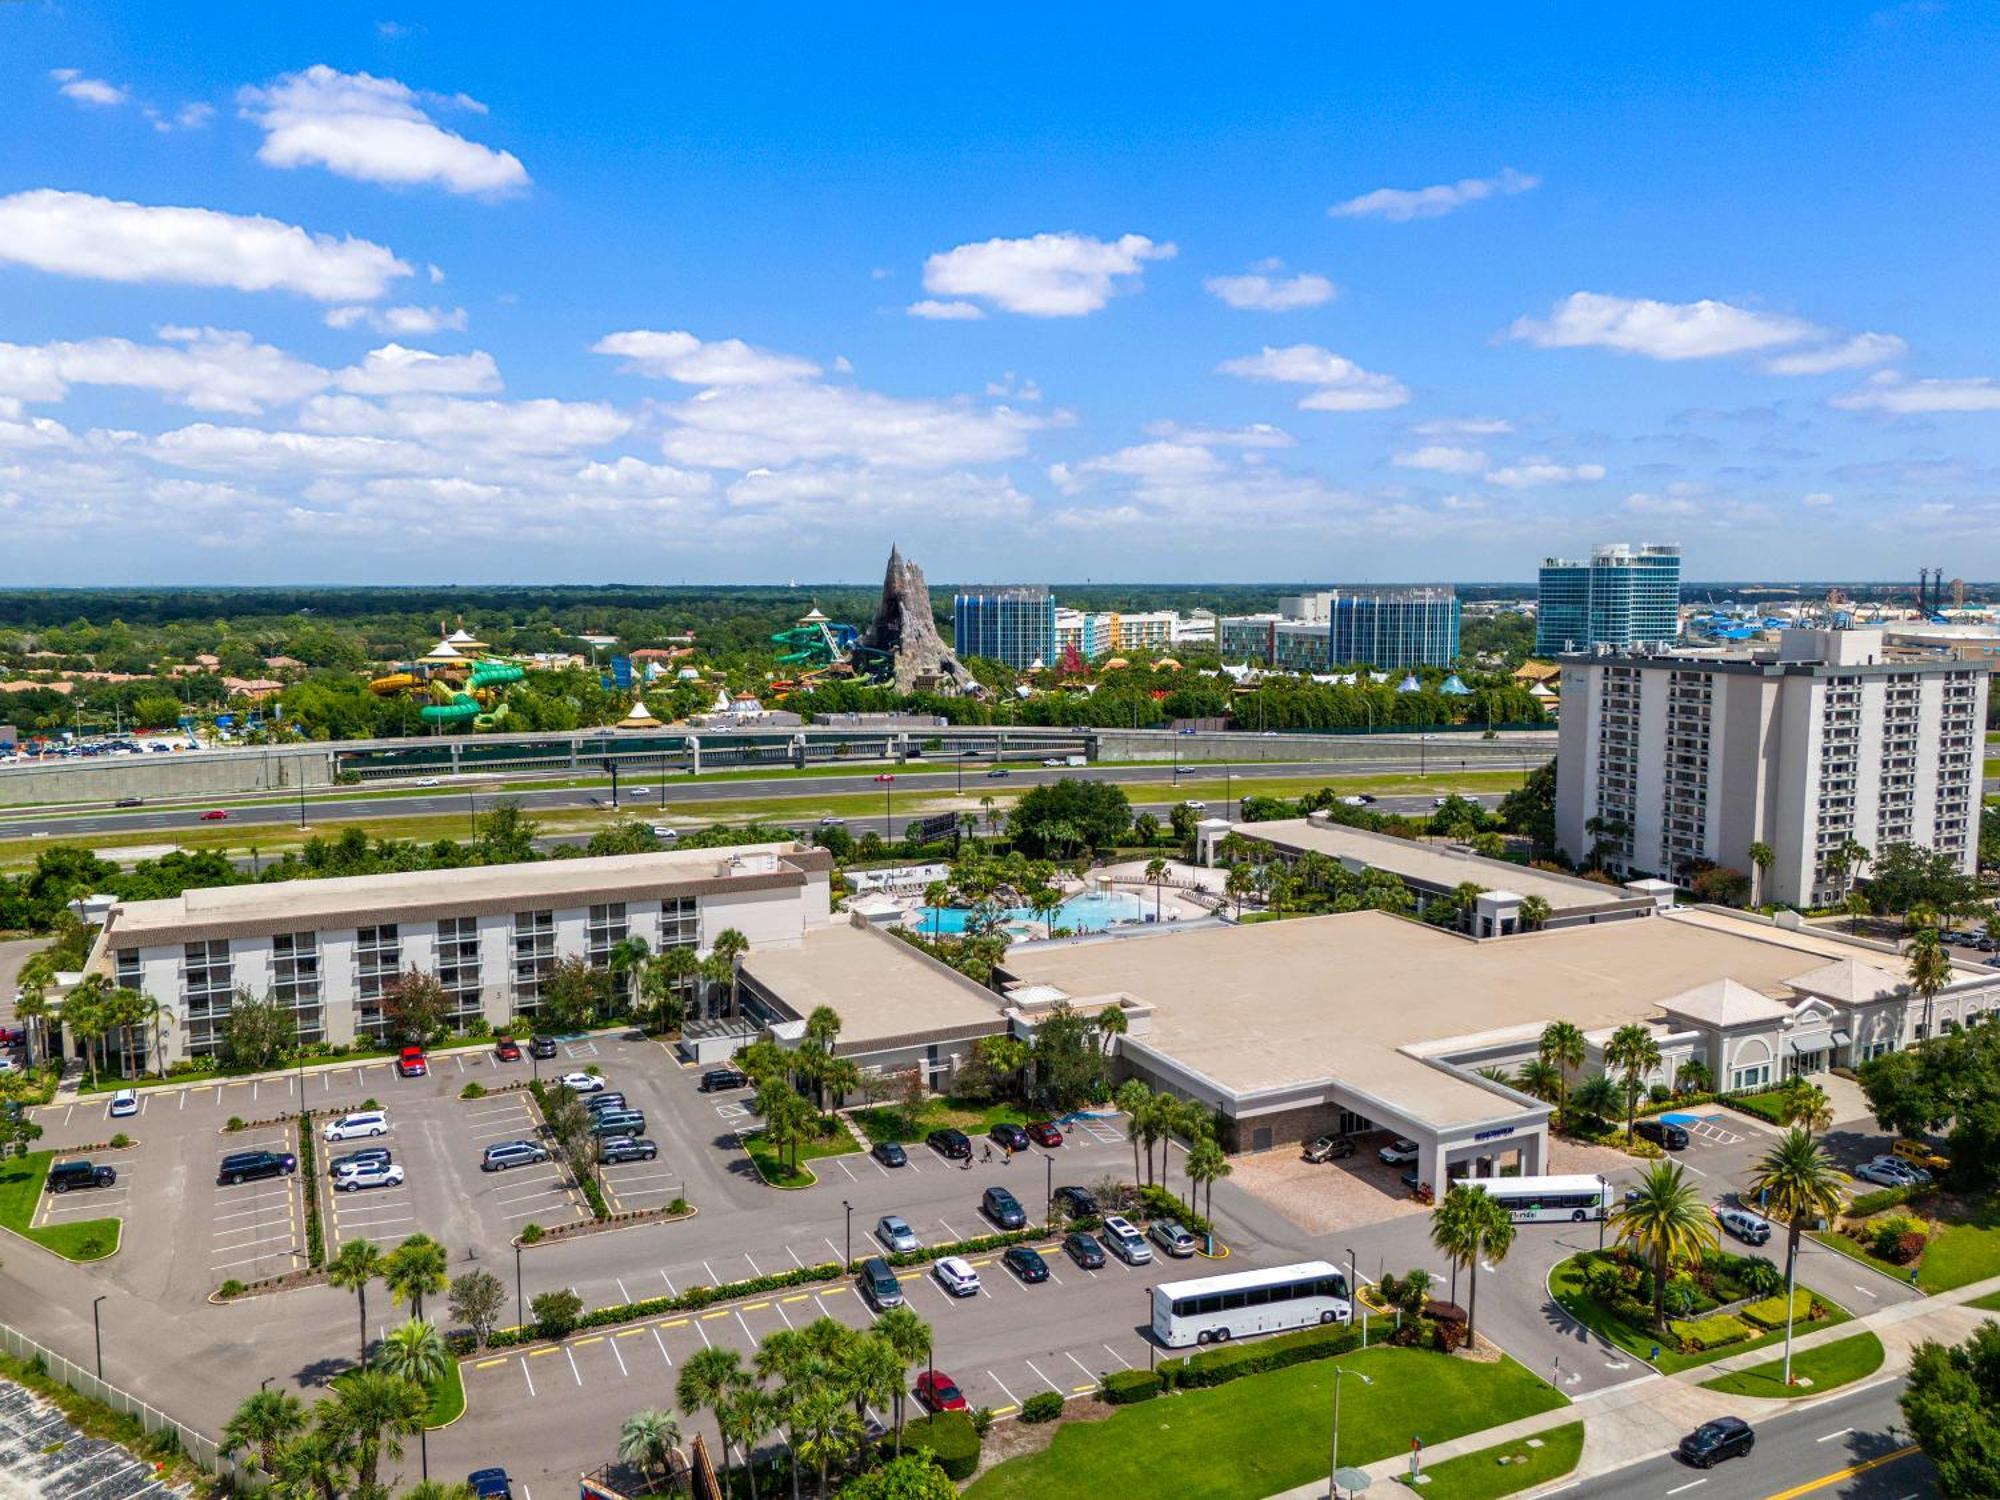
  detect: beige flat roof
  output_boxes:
[740,922,1007,1049]
[1240,818,1642,915]
[997,908,1933,1126]
[107,843,827,945]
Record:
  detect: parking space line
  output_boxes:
[938,1218,962,1240]
[835,1158,857,1182]
[694,1319,711,1348]
[519,1359,536,1397]
[785,1245,805,1269]
[615,1277,632,1303]
[660,1270,677,1296]
[743,1252,760,1276]
[475,1357,506,1369]
[734,1310,757,1344]
[774,1301,795,1329]
[986,1370,1021,1407]
[700,1310,731,1321]
[565,1347,582,1385]
[607,1337,628,1376]
[1101,1343,1132,1370]
[702,1260,720,1284]
[1023,1359,1062,1393]
[783,1293,810,1303]
[1064,1351,1096,1383]
[650,1327,672,1366]
[822,1239,841,1264]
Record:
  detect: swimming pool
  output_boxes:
[914,889,1146,935]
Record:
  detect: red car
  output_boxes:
[914,1371,968,1413]
[199,809,228,821]
[397,1046,428,1077]
[1026,1121,1063,1148]
[494,1037,522,1063]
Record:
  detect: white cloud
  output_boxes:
[920,232,1175,317]
[298,393,631,453]
[1410,416,1514,437]
[172,102,216,130]
[906,299,986,321]
[325,304,468,335]
[334,343,501,396]
[1140,419,1294,449]
[1765,332,1906,375]
[591,330,820,386]
[1829,371,2000,413]
[1217,344,1410,412]
[51,69,127,107]
[1802,491,1835,506]
[985,373,1042,402]
[239,65,529,196]
[1487,460,1606,488]
[658,383,1042,470]
[1329,167,1538,222]
[1510,292,1817,361]
[1204,264,1337,311]
[1394,445,1489,476]
[0,189,410,301]
[0,328,328,414]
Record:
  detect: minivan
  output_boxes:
[218,1149,297,1186]
[858,1256,903,1310]
[323,1111,388,1141]
[48,1160,116,1193]
[482,1140,550,1172]
[1101,1214,1151,1264]
[108,1089,138,1119]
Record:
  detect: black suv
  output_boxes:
[529,1036,559,1060]
[982,1185,1026,1229]
[700,1067,749,1093]
[598,1136,658,1165]
[584,1093,629,1114]
[218,1149,297,1186]
[990,1122,1030,1153]
[927,1128,971,1160]
[1052,1185,1098,1219]
[1678,1417,1754,1468]
[1634,1119,1690,1151]
[48,1160,116,1193]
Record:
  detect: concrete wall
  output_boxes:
[0,745,338,807]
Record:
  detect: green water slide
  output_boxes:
[420,693,480,724]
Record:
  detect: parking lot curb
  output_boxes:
[513,1204,699,1250]
[0,1217,125,1265]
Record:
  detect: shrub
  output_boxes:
[1161,1320,1362,1389]
[580,1176,610,1221]
[1669,1312,1752,1352]
[1099,1369,1161,1405]
[667,1197,690,1215]
[1135,1184,1212,1236]
[519,1222,544,1245]
[1741,1290,1816,1330]
[903,1411,981,1480]
[218,1279,245,1298]
[531,1287,583,1339]
[1872,1213,1927,1263]
[108,1133,129,1150]
[460,1082,487,1100]
[361,1097,380,1110]
[1848,1185,1916,1217]
[225,1116,245,1132]
[1019,1391,1064,1424]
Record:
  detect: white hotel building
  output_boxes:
[1556,628,1988,908]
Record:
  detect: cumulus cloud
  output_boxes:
[1765,332,1907,375]
[590,330,820,386]
[985,373,1042,402]
[1487,460,1607,488]
[1204,262,1337,311]
[0,328,328,414]
[1411,416,1514,437]
[905,299,986,321]
[1829,371,2000,413]
[333,343,501,396]
[658,383,1043,470]
[50,69,128,106]
[239,65,529,196]
[1329,167,1538,222]
[1216,344,1410,412]
[325,304,469,335]
[920,232,1175,317]
[1802,491,1836,506]
[0,189,410,301]
[297,393,631,453]
[1393,445,1488,476]
[1140,419,1294,449]
[1510,292,1817,361]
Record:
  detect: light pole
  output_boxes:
[1346,1248,1364,1348]
[1596,1176,1608,1252]
[515,1243,525,1334]
[468,791,477,839]
[1045,1152,1053,1228]
[92,1295,106,1379]
[843,1199,853,1269]
[882,777,894,840]
[1326,1364,1373,1500]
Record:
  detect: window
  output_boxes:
[436,917,484,1027]
[183,939,233,1058]
[1730,1062,1772,1092]
[271,932,324,1045]
[355,925,401,1042]
[512,910,556,1008]
[588,902,630,1005]
[659,896,698,947]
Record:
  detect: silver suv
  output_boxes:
[1101,1214,1152,1265]
[481,1140,550,1172]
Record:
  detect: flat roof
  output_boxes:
[997,908,1952,1128]
[1238,818,1643,914]
[740,921,1007,1049]
[107,843,829,946]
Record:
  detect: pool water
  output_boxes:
[914,889,1147,935]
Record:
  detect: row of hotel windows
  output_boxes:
[143,899,699,1059]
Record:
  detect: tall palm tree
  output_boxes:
[1429,1184,1514,1344]
[1613,1161,1719,1330]
[384,1233,449,1320]
[1144,856,1168,922]
[1539,1021,1587,1123]
[607,935,651,1014]
[872,1307,931,1455]
[1187,1136,1232,1227]
[678,1346,750,1493]
[222,1388,307,1474]
[617,1408,683,1493]
[1778,1078,1833,1137]
[1605,1023,1663,1140]
[1907,929,1953,1041]
[840,1331,903,1444]
[719,1384,780,1500]
[643,944,702,1033]
[268,1425,348,1500]
[1747,841,1774,906]
[401,1483,477,1500]
[1514,1058,1563,1104]
[788,1383,861,1499]
[377,1318,448,1481]
[710,928,751,1017]
[13,986,47,1070]
[327,1238,384,1369]
[1092,1004,1128,1064]
[1517,895,1552,932]
[1114,1078,1152,1186]
[1568,1073,1621,1133]
[322,1369,428,1495]
[1749,1127,1846,1379]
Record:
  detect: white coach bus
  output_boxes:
[1149,1260,1351,1348]
[1468,1173,1610,1223]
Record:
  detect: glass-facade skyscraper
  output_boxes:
[1327,586,1460,669]
[1536,543,1681,654]
[953,585,1057,670]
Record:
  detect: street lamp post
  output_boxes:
[1346,1247,1364,1349]
[1596,1176,1608,1252]
[515,1244,525,1334]
[468,792,477,839]
[1326,1365,1373,1500]
[882,777,894,840]
[1045,1153,1053,1228]
[92,1295,106,1379]
[843,1199,853,1269]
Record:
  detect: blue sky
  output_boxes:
[3,2,1997,585]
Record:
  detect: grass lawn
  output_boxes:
[851,1097,1031,1145]
[426,1361,466,1427]
[1698,1331,1886,1399]
[1967,1289,2000,1311]
[740,1131,822,1188]
[1549,1256,1851,1375]
[1812,1198,2000,1294]
[963,1346,1565,1500]
[0,1152,122,1261]
[1808,1229,1912,1284]
[1394,1420,1584,1500]
[1117,768,1531,805]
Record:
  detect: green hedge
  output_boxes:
[1020,1391,1063,1423]
[1848,1185,1918,1217]
[903,1410,980,1481]
[1669,1312,1752,1351]
[1136,1184,1212,1237]
[873,1228,1043,1271]
[1099,1369,1162,1405]
[1159,1320,1362,1389]
[1741,1289,1816,1330]
[297,1112,324,1268]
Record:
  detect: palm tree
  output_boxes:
[607,935,651,1014]
[841,1331,903,1446]
[1613,1161,1719,1330]
[1144,856,1168,922]
[1517,895,1552,932]
[1092,1004,1128,1064]
[384,1233,449,1320]
[378,1318,447,1481]
[222,1388,307,1474]
[643,944,702,1033]
[1539,1020,1587,1123]
[677,1346,750,1493]
[1514,1058,1563,1104]
[1778,1078,1833,1137]
[1113,1077,1150,1188]
[1747,841,1774,906]
[873,1306,931,1455]
[788,1383,860,1499]
[322,1368,428,1495]
[711,928,751,1017]
[13,986,47,1070]
[1907,929,1953,1041]
[268,1425,348,1500]
[1749,1127,1845,1382]
[402,1483,477,1500]
[719,1384,781,1500]
[1604,1023,1662,1140]
[1567,1073,1620,1133]
[1429,1184,1514,1345]
[617,1408,683,1492]
[327,1238,384,1368]
[1187,1135,1231,1227]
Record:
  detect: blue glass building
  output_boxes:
[1327,586,1461,669]
[953,585,1057,670]
[1537,543,1680,654]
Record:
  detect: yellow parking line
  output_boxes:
[992,1404,1018,1416]
[573,1336,604,1346]
[743,1302,770,1311]
[658,1318,688,1329]
[1764,1444,1920,1500]
[474,1358,506,1369]
[782,1294,810,1304]
[1071,1384,1094,1393]
[818,1287,847,1297]
[970,1260,993,1267]
[528,1348,557,1358]
[701,1310,731,1320]
[615,1329,643,1338]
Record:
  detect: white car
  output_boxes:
[1182,800,1207,812]
[1717,1207,1772,1246]
[1432,796,1449,808]
[649,825,679,842]
[1853,1160,1911,1189]
[415,777,440,787]
[337,1161,406,1192]
[1337,794,1368,807]
[559,1072,606,1094]
[933,1256,981,1297]
[108,1089,138,1118]
[323,1111,388,1141]
[877,1215,920,1253]
[1378,1138,1421,1165]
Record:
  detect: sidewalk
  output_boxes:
[1265,1269,2000,1499]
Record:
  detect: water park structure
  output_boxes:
[768,606,894,691]
[367,627,527,729]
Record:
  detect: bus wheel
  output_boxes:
[1320,1311,1336,1325]
[1572,1209,1586,1222]
[1214,1328,1230,1342]
[1195,1331,1210,1345]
